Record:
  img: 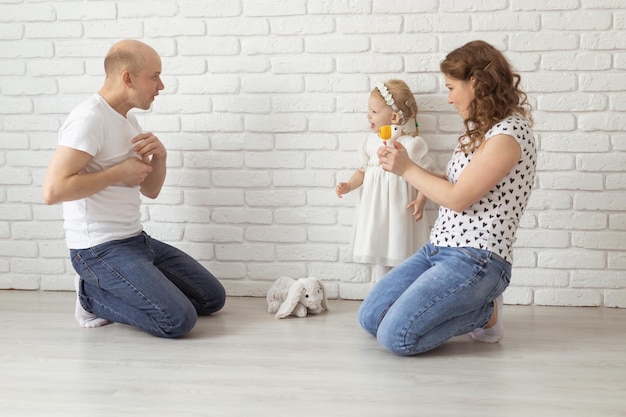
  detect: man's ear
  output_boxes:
[122,71,133,87]
[391,112,401,124]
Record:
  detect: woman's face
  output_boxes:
[445,75,475,120]
[367,92,395,133]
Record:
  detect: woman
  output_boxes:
[357,40,537,356]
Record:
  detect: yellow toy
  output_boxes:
[379,124,401,145]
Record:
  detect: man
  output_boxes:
[42,40,226,337]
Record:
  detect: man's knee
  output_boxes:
[156,304,197,338]
[197,282,227,315]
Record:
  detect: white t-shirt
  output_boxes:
[59,94,143,249]
[430,114,536,263]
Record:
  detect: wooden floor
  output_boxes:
[1,290,625,417]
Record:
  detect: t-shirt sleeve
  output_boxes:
[58,108,104,156]
[485,116,527,150]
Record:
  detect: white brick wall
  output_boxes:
[1,1,625,307]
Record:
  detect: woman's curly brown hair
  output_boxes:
[440,40,532,153]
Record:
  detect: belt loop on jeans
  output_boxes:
[141,231,150,247]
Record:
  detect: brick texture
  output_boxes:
[1,1,624,307]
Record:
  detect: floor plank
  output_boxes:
[1,290,625,417]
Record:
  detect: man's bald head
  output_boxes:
[98,39,163,115]
[103,40,158,78]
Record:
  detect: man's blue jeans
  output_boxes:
[358,243,511,356]
[71,231,226,338]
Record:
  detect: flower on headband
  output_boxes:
[375,83,394,107]
[375,83,404,119]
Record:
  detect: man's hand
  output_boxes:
[132,132,167,163]
[131,132,167,199]
[117,157,153,187]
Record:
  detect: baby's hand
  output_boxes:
[336,182,351,198]
[407,199,425,222]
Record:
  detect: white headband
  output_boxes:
[375,83,404,120]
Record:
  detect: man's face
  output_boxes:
[130,52,164,110]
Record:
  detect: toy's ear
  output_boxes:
[319,280,329,310]
[275,281,305,319]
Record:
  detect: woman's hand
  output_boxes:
[377,140,415,177]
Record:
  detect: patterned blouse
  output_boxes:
[430,114,537,263]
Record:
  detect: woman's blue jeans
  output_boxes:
[71,231,226,338]
[358,243,511,356]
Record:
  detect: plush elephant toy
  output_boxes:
[267,277,328,319]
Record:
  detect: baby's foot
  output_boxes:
[74,275,109,328]
[470,295,504,343]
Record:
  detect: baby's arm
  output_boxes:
[407,169,448,220]
[336,169,365,198]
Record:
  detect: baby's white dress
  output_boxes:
[351,133,432,267]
